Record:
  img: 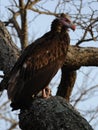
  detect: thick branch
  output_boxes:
[0,21,20,91]
[65,46,98,69]
[56,66,76,101]
[0,21,20,74]
[4,9,22,40]
[19,96,93,130]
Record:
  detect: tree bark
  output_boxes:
[0,21,20,74]
[0,21,20,91]
[19,96,93,130]
[66,46,98,69]
[56,66,76,102]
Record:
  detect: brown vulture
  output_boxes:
[7,13,76,110]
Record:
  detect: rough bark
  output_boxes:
[0,21,20,91]
[66,46,98,69]
[19,96,93,130]
[0,21,20,73]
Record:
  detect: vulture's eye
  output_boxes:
[65,18,70,23]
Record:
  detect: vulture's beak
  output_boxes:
[62,19,76,31]
[59,18,76,31]
[69,23,76,31]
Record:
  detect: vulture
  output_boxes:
[7,13,76,110]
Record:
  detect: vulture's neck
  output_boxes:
[51,19,61,32]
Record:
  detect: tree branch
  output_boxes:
[19,0,28,49]
[19,96,93,130]
[65,46,98,69]
[76,16,98,46]
[0,21,20,74]
[25,0,41,9]
[0,21,20,91]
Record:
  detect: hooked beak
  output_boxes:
[59,18,76,31]
[69,23,76,31]
[63,21,76,31]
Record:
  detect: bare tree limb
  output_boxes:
[25,0,41,9]
[19,0,28,49]
[0,21,20,91]
[29,7,58,16]
[0,21,20,74]
[8,122,18,130]
[19,96,93,130]
[76,16,98,45]
[65,46,98,69]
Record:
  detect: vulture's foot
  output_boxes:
[42,86,51,98]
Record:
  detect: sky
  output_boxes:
[0,0,98,130]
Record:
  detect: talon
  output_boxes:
[42,86,51,98]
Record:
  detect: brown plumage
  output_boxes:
[7,13,76,110]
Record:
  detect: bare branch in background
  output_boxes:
[76,17,98,46]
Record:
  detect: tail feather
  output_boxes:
[7,70,20,99]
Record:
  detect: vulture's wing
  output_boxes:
[7,33,65,107]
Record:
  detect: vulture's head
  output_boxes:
[51,13,76,32]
